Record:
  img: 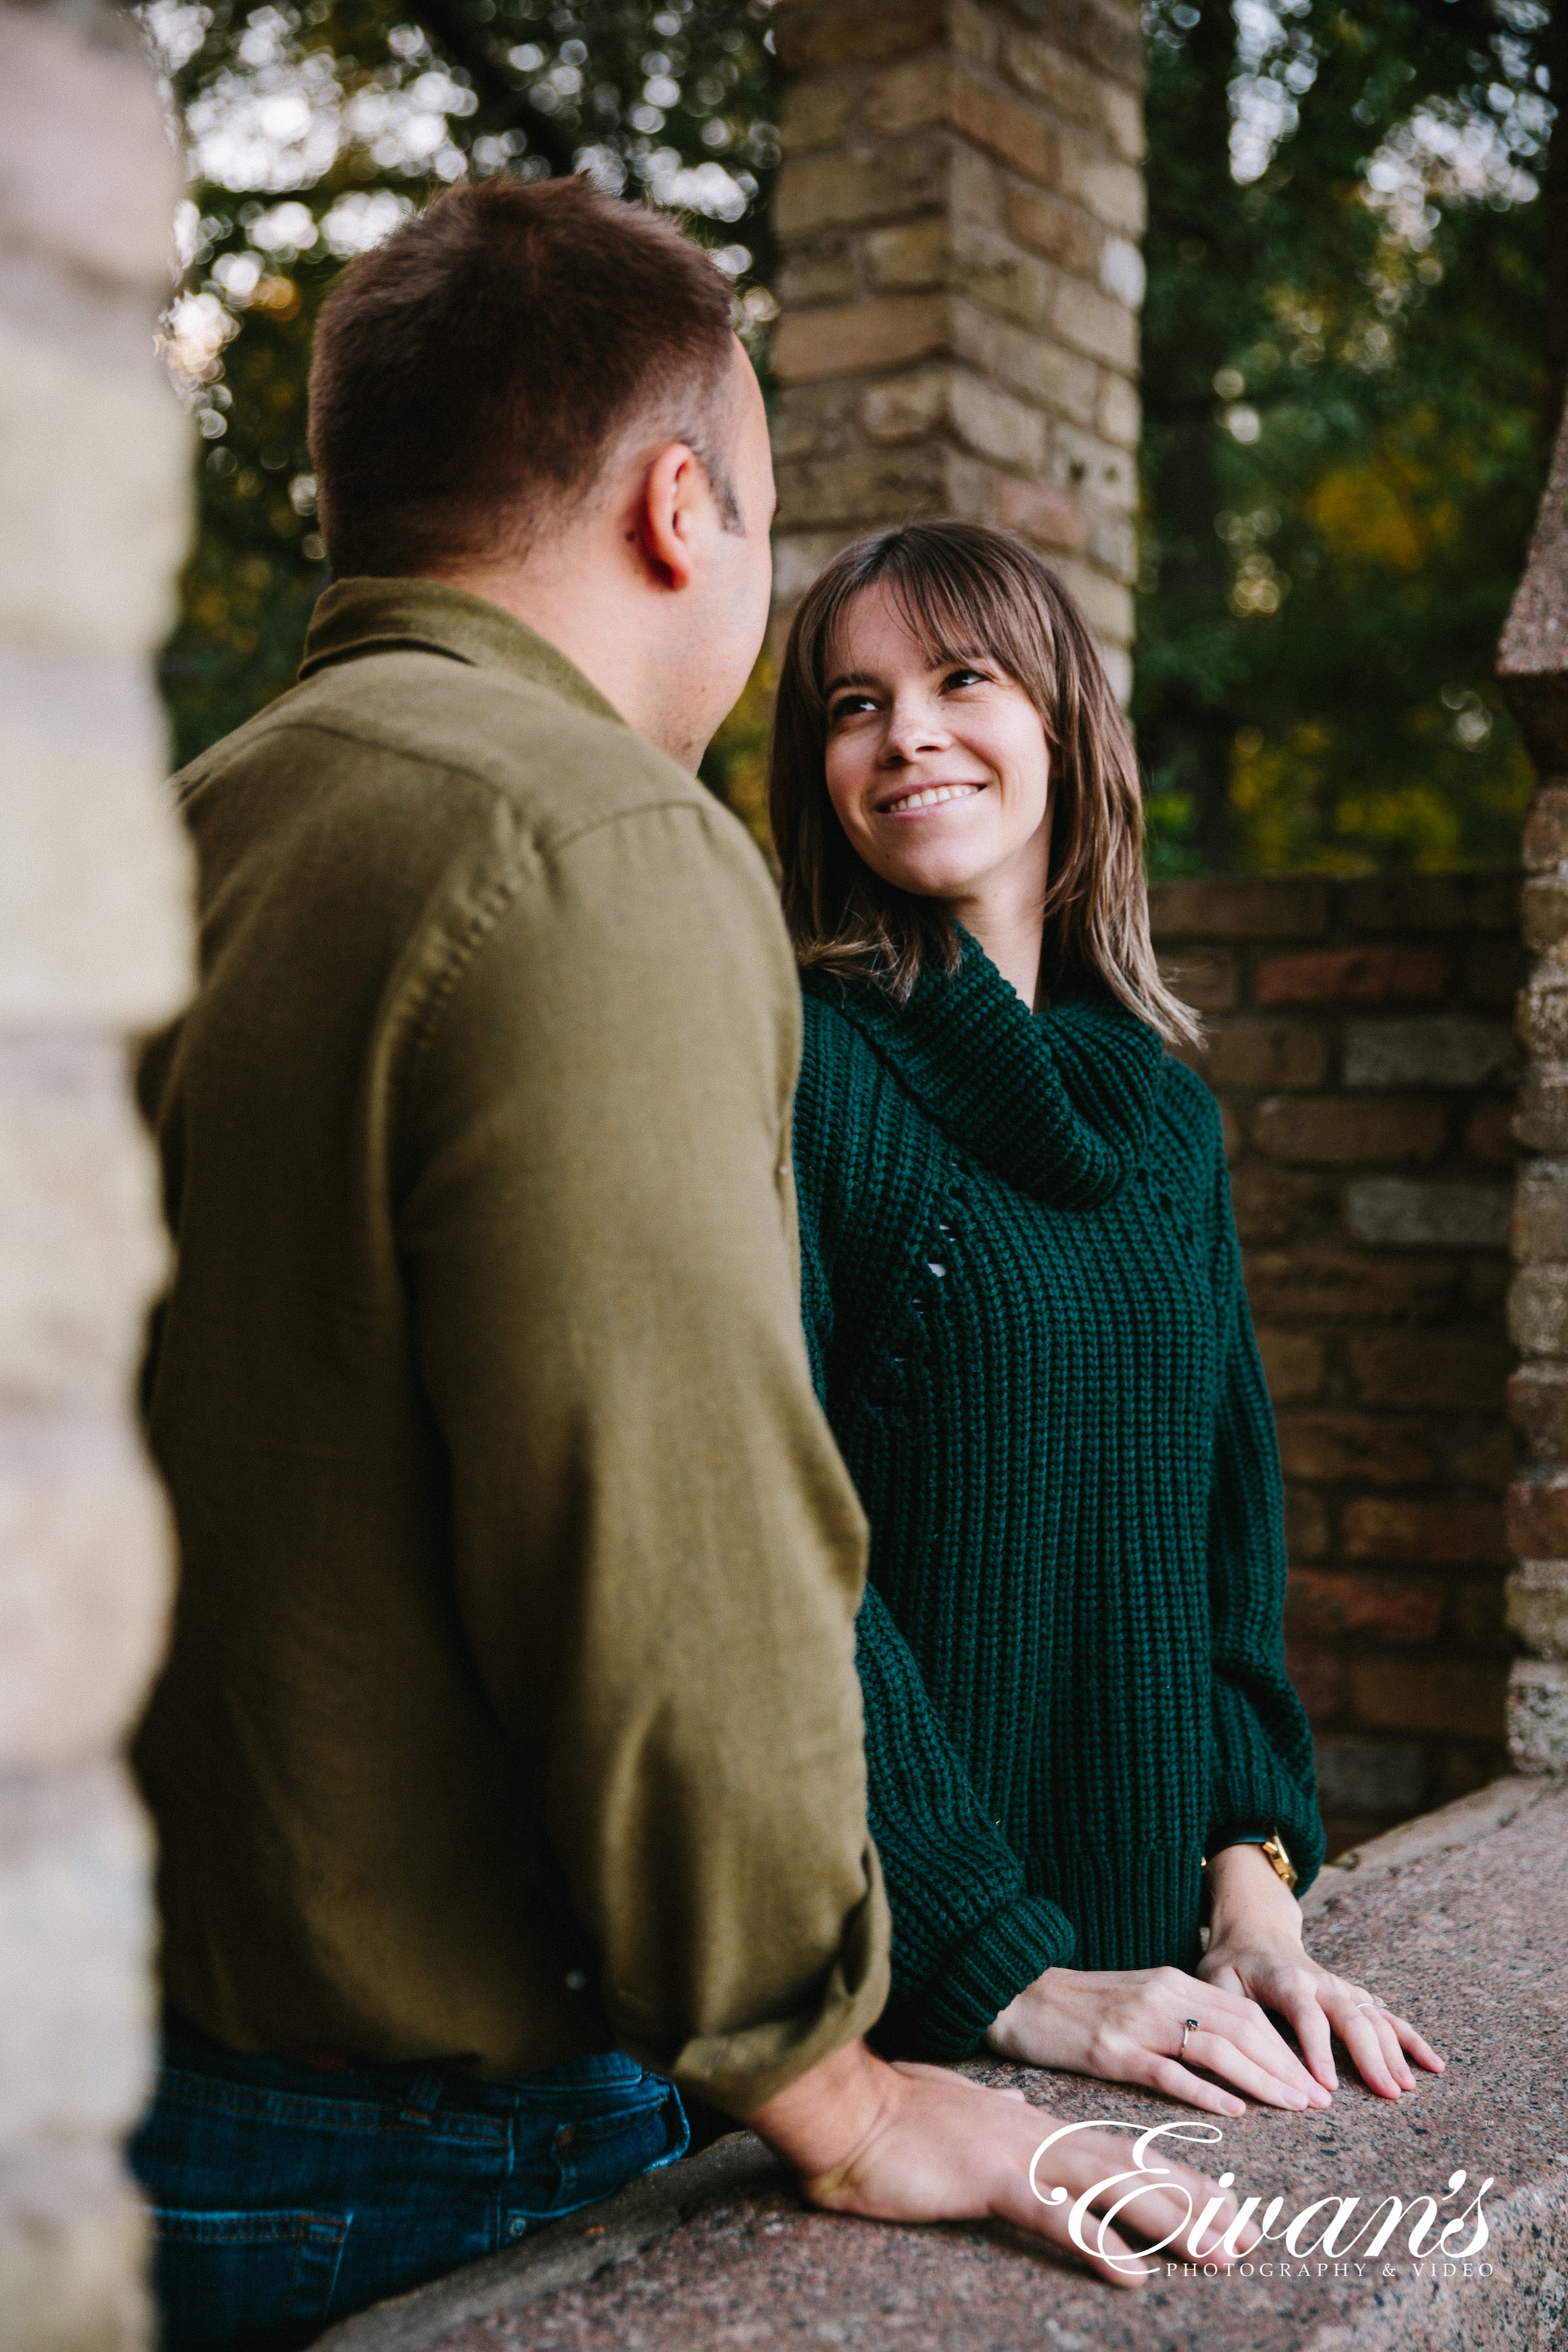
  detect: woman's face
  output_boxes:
[822,584,1051,907]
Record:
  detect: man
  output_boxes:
[130,177,1233,2345]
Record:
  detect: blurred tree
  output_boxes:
[144,0,780,778]
[1138,0,1555,875]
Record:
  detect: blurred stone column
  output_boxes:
[1499,398,1568,1777]
[0,4,192,2344]
[769,0,1144,698]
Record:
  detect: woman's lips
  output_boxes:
[877,782,985,817]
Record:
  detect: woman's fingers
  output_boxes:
[1142,2053,1246,2118]
[1198,1952,1444,2105]
[1175,2026,1322,2112]
[1337,2006,1408,2099]
[1390,2014,1445,2073]
[1119,1982,1321,2111]
[1253,1971,1340,2092]
[1216,2000,1327,2104]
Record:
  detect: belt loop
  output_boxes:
[398,2070,445,2127]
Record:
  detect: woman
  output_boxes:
[771,521,1441,2118]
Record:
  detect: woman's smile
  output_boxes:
[877,780,987,817]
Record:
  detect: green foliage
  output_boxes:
[1137,0,1551,876]
[149,0,779,769]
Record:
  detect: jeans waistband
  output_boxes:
[160,2013,662,2119]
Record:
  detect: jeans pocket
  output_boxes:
[150,2206,350,2352]
[502,2079,686,2239]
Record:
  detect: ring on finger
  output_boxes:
[1180,2017,1199,2056]
[1354,1998,1390,2013]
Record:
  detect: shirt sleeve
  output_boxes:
[858,1583,1079,2060]
[1206,1149,1326,1893]
[396,795,890,2113]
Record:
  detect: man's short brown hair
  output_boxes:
[309,175,739,580]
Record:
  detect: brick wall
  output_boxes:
[1152,873,1525,1860]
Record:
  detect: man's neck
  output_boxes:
[423,557,688,765]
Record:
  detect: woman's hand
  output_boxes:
[1197,1843,1445,2102]
[984,1962,1330,2118]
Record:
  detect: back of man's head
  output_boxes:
[309,175,739,581]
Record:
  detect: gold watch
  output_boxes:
[1201,1830,1298,1891]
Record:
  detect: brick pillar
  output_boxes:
[1498,399,1568,1775]
[0,4,192,2341]
[769,0,1144,697]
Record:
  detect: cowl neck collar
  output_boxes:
[802,932,1162,1211]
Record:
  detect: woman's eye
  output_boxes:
[828,694,877,722]
[943,668,990,692]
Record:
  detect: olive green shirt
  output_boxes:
[133,578,889,2112]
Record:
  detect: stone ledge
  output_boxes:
[1299,1770,1551,1916]
[318,1779,1568,2352]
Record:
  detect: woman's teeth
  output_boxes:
[884,783,981,814]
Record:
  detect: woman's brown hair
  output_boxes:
[769,521,1199,1046]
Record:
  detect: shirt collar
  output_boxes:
[299,577,626,727]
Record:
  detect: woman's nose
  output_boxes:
[880,699,950,762]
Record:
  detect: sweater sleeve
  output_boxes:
[1206,1150,1325,1893]
[858,1581,1078,2060]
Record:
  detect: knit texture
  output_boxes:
[795,935,1323,2063]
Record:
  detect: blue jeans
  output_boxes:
[129,2019,689,2351]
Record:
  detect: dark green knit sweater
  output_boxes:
[794,935,1323,2064]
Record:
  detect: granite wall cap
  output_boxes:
[317,1779,1568,2352]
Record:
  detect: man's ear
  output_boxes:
[631,440,704,593]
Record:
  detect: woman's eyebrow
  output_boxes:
[823,670,880,697]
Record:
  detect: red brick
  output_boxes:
[1343,1497,1507,1566]
[1286,1570,1445,1645]
[1453,1426,1515,1492]
[1349,1658,1507,1741]
[1462,936,1528,1011]
[1243,1249,1462,1325]
[1344,873,1518,935]
[1465,1256,1509,1312]
[1449,1576,1510,1649]
[1465,1099,1517,1165]
[1158,947,1238,1014]
[1202,1020,1330,1091]
[1505,1478,1568,1559]
[1148,878,1328,941]
[1276,1413,1432,1487]
[1228,1168,1334,1245]
[1253,1096,1447,1168]
[1349,1331,1514,1410]
[1256,1329,1323,1403]
[1285,1643,1348,1723]
[1253,947,1449,1009]
[1284,1485,1330,1560]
